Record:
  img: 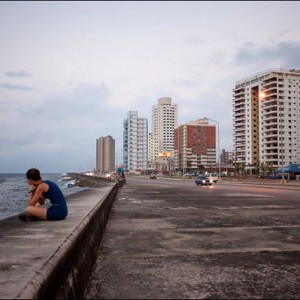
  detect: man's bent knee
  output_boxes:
[26,206,47,220]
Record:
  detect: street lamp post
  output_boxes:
[176,126,184,177]
[205,117,221,180]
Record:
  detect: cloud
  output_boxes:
[0,82,37,91]
[0,81,126,172]
[235,40,300,68]
[32,81,111,120]
[0,79,133,166]
[185,35,205,46]
[5,70,32,78]
[171,78,199,88]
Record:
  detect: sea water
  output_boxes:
[0,173,85,221]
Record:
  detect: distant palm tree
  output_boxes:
[259,162,273,177]
[234,162,246,177]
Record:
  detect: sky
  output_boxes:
[1,1,300,173]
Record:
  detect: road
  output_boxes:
[85,176,300,299]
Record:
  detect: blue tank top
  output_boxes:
[42,180,66,206]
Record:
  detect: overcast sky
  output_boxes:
[1,1,300,173]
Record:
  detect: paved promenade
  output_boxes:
[85,176,300,299]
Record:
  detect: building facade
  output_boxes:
[123,111,148,173]
[148,132,159,167]
[174,118,217,173]
[220,149,234,165]
[96,135,115,174]
[233,68,300,171]
[149,97,178,170]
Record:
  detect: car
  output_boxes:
[208,173,219,183]
[184,172,196,178]
[150,174,157,179]
[195,176,213,186]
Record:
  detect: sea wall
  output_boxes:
[0,175,125,299]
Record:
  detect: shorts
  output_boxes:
[46,204,68,221]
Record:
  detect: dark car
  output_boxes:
[150,174,157,179]
[195,176,213,186]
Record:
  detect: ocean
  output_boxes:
[0,173,86,221]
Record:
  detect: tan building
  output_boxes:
[96,135,115,174]
[148,132,159,167]
[233,68,300,171]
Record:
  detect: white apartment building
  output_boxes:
[149,97,178,161]
[233,68,300,170]
[96,135,115,173]
[123,111,148,173]
[148,97,178,170]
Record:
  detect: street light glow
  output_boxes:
[260,91,266,99]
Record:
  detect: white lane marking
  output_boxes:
[224,193,273,197]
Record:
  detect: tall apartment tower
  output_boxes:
[174,118,216,172]
[233,68,300,170]
[123,111,148,173]
[151,97,178,155]
[148,132,159,166]
[96,135,115,173]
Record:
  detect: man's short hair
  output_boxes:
[26,168,41,181]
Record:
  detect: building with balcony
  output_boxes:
[123,111,148,173]
[233,68,300,171]
[174,118,217,173]
[148,97,178,171]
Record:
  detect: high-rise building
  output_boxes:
[148,132,159,166]
[96,135,115,173]
[123,111,148,173]
[149,97,178,168]
[233,68,300,170]
[174,118,216,173]
[148,97,178,172]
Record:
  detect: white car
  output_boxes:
[208,173,219,183]
[183,172,195,178]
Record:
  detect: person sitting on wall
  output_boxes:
[19,168,68,222]
[117,166,126,182]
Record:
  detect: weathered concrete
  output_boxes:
[0,176,123,299]
[67,173,110,187]
[85,176,300,299]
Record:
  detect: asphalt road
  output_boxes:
[85,176,300,299]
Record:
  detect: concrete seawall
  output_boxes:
[0,175,124,299]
